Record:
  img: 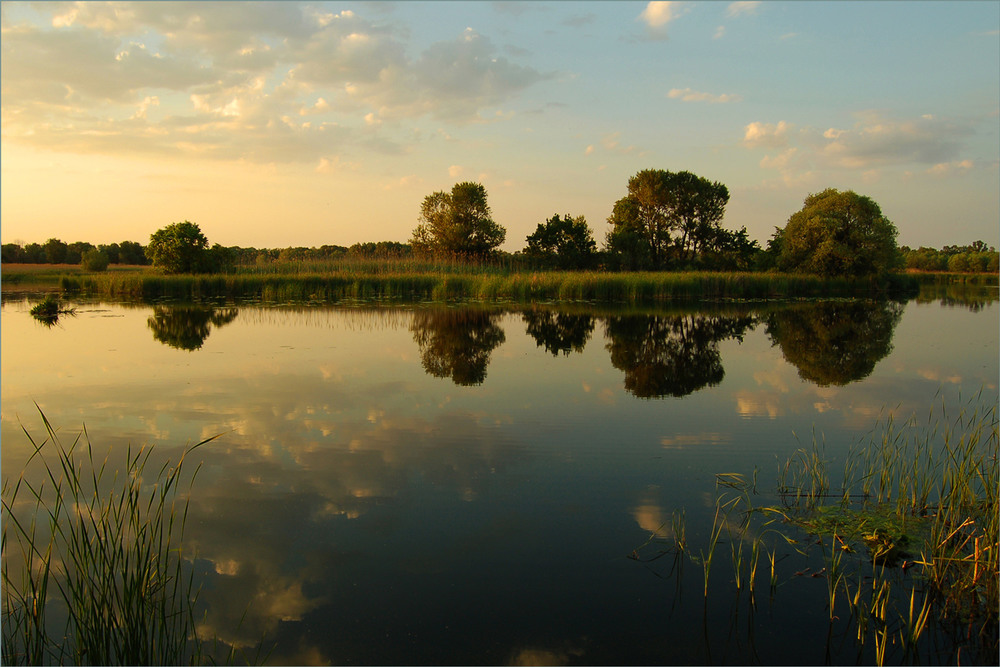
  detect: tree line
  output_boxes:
[900,242,999,273]
[3,169,996,277]
[2,239,148,267]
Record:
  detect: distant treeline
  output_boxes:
[4,237,998,275]
[2,239,149,265]
[1,239,410,267]
[900,242,999,273]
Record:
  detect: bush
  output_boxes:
[80,249,110,272]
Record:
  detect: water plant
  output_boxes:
[28,295,75,326]
[1,412,221,665]
[632,392,998,664]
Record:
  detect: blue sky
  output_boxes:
[1,1,997,251]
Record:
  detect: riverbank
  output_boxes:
[3,263,934,303]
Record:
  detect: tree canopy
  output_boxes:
[771,188,900,277]
[411,182,505,258]
[605,169,730,269]
[524,214,597,269]
[146,221,211,274]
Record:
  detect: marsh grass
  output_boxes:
[1,412,222,665]
[633,392,998,664]
[58,264,920,304]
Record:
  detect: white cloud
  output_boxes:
[743,112,979,188]
[668,87,742,103]
[817,112,972,168]
[743,120,792,148]
[639,2,677,28]
[1,3,551,164]
[638,1,684,39]
[714,25,726,39]
[448,165,464,178]
[726,2,761,18]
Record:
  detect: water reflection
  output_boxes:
[2,294,994,665]
[410,308,506,385]
[522,308,595,356]
[604,313,756,398]
[765,300,903,386]
[916,281,998,312]
[147,306,239,350]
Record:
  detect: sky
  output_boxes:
[1,1,998,252]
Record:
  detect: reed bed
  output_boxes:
[59,268,920,304]
[633,392,998,664]
[1,413,227,665]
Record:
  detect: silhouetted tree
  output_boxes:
[118,241,148,265]
[605,169,729,269]
[524,214,598,269]
[411,182,505,258]
[44,238,68,264]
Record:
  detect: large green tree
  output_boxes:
[411,182,505,258]
[146,221,211,274]
[605,169,730,269]
[524,214,597,269]
[772,188,901,277]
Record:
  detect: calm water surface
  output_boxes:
[2,293,997,665]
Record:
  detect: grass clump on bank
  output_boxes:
[1,413,232,665]
[633,392,998,665]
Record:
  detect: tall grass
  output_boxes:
[1,413,220,665]
[58,265,921,304]
[632,392,998,664]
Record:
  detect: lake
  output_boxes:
[2,290,997,665]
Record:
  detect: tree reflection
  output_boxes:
[147,306,239,351]
[410,308,506,385]
[916,282,998,312]
[522,309,594,356]
[604,313,756,398]
[765,300,904,386]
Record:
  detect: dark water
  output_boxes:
[2,293,997,665]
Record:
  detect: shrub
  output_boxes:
[80,249,110,272]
